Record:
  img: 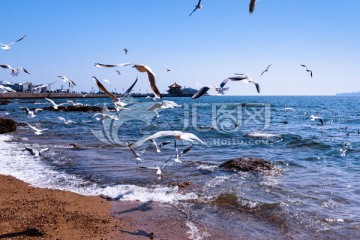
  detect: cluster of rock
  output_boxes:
[42,105,102,112]
[0,118,18,134]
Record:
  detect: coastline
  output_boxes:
[0,174,192,239]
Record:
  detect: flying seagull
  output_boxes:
[0,35,26,51]
[95,62,161,99]
[45,97,65,110]
[27,124,48,135]
[301,65,313,78]
[310,114,324,125]
[58,117,76,124]
[140,156,173,179]
[223,74,260,93]
[58,75,77,86]
[249,0,257,15]
[260,64,272,76]
[0,64,30,76]
[93,76,137,111]
[189,0,202,17]
[165,65,171,72]
[192,81,229,99]
[25,147,49,157]
[174,142,193,164]
[20,107,43,118]
[115,70,121,75]
[126,141,147,164]
[146,100,182,117]
[123,48,128,54]
[0,84,16,93]
[149,139,171,153]
[131,130,208,148]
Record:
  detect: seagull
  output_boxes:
[189,0,202,17]
[310,114,324,125]
[115,70,121,75]
[45,98,65,110]
[126,141,147,164]
[123,48,128,54]
[0,64,30,76]
[31,84,49,93]
[165,65,171,72]
[0,35,26,51]
[93,112,119,121]
[146,100,182,117]
[140,156,172,179]
[223,74,260,93]
[131,130,208,148]
[27,124,48,135]
[58,75,77,86]
[260,64,272,76]
[284,107,296,113]
[0,84,16,93]
[58,117,76,124]
[192,81,229,99]
[174,142,193,164]
[149,139,171,153]
[20,107,43,118]
[249,0,257,15]
[95,62,161,99]
[300,65,313,78]
[103,79,111,84]
[93,76,137,111]
[25,146,49,157]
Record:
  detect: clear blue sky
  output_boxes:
[1,0,359,95]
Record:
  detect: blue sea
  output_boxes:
[1,96,360,239]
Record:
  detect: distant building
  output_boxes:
[0,82,31,92]
[167,82,182,95]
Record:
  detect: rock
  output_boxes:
[43,105,102,112]
[218,157,273,172]
[0,100,10,105]
[0,118,17,134]
[213,193,238,206]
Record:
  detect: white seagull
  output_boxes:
[93,112,119,121]
[260,64,272,76]
[0,64,30,77]
[192,81,229,99]
[93,76,137,111]
[284,107,296,113]
[131,130,208,148]
[165,65,171,72]
[25,147,49,157]
[310,114,324,125]
[58,117,76,124]
[0,35,26,51]
[189,0,202,17]
[149,139,171,153]
[95,62,161,99]
[223,74,260,93]
[27,124,48,135]
[140,156,172,179]
[45,97,66,110]
[126,141,147,164]
[146,100,182,117]
[20,107,43,118]
[174,142,193,164]
[58,75,77,86]
[0,84,16,93]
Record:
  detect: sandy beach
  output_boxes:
[0,174,193,240]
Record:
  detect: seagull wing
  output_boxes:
[253,82,260,93]
[93,76,119,103]
[12,35,26,44]
[45,97,57,106]
[20,67,31,74]
[27,124,40,132]
[219,79,231,88]
[40,148,50,154]
[0,64,12,70]
[25,147,35,155]
[143,66,161,99]
[94,63,129,68]
[249,0,256,15]
[179,144,193,157]
[121,76,138,100]
[147,102,163,111]
[192,86,211,99]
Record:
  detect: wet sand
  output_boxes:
[0,174,192,239]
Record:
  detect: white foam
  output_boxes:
[186,221,211,240]
[245,131,279,138]
[0,135,198,204]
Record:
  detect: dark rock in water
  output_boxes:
[213,193,238,206]
[0,100,10,105]
[43,105,102,112]
[219,157,273,172]
[0,118,17,134]
[169,181,192,188]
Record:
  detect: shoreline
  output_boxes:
[0,174,192,239]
